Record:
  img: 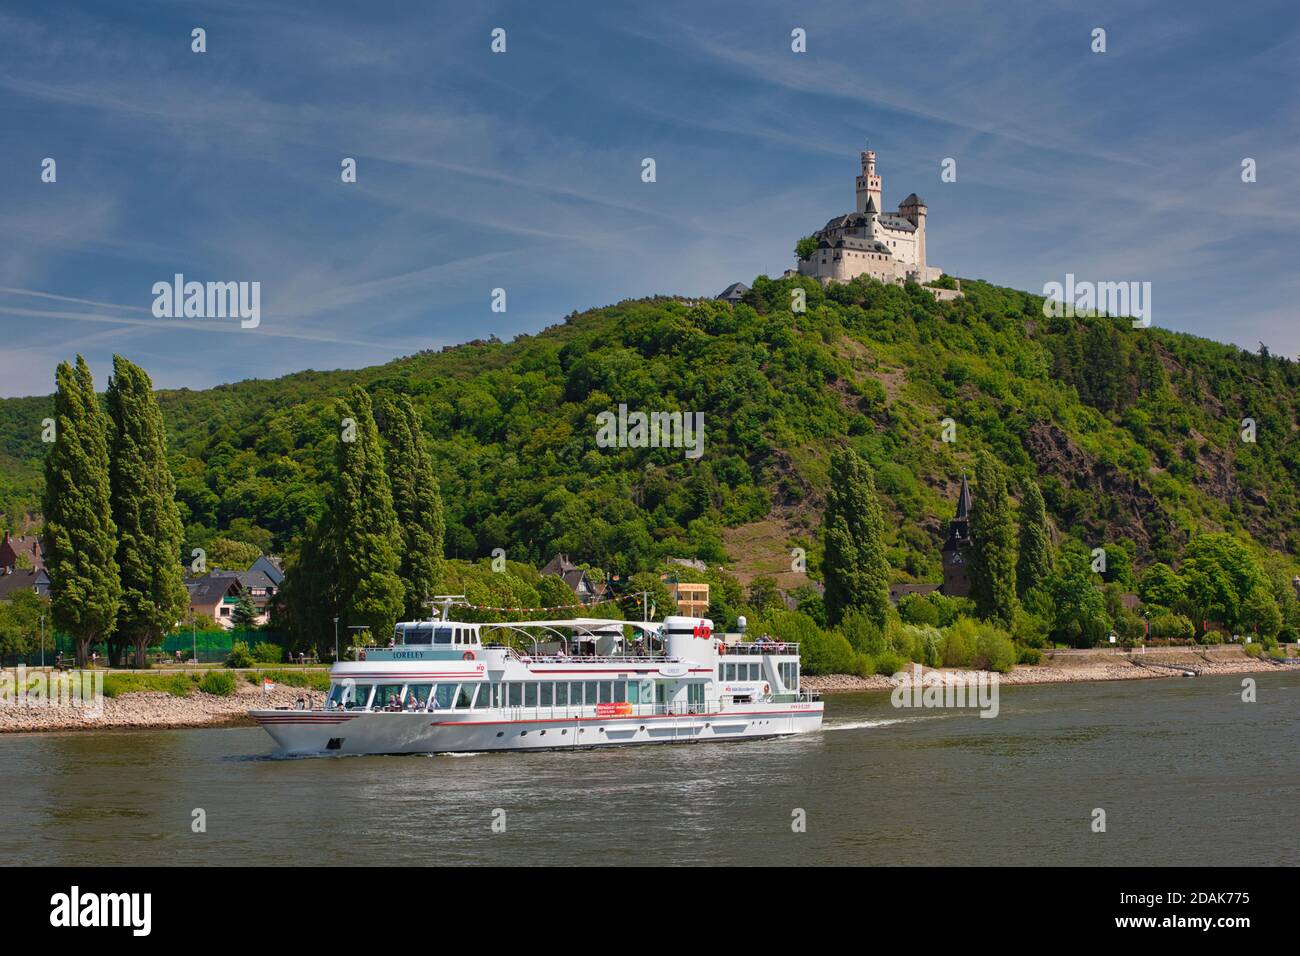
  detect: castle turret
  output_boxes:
[856,149,882,215]
[899,192,928,273]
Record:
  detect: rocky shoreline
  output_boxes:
[802,646,1297,693]
[0,680,326,735]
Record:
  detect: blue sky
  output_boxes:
[2,0,1299,398]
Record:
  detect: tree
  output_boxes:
[821,448,890,625]
[626,571,675,622]
[1180,533,1273,635]
[1047,551,1111,647]
[1138,562,1184,611]
[0,590,48,662]
[795,236,818,261]
[746,575,784,613]
[42,356,120,666]
[107,356,189,668]
[230,591,260,630]
[207,537,262,571]
[969,453,1018,626]
[331,387,405,640]
[380,396,445,618]
[1015,478,1053,598]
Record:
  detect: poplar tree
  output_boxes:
[821,447,890,625]
[107,356,189,668]
[42,356,120,666]
[333,387,405,640]
[381,396,445,618]
[1016,477,1053,598]
[970,452,1018,626]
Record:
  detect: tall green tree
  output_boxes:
[970,453,1018,626]
[380,396,445,618]
[332,387,405,640]
[42,356,121,666]
[821,447,890,626]
[1015,478,1053,598]
[106,356,189,668]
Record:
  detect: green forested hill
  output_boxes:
[2,274,1299,592]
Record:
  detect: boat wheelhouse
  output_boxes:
[252,615,823,755]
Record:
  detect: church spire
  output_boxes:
[955,473,972,520]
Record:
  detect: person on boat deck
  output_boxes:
[385,693,402,711]
[404,691,419,711]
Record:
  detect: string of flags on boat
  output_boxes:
[443,592,657,615]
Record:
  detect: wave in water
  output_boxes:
[822,718,909,731]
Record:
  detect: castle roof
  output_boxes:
[900,192,927,207]
[822,211,871,231]
[878,214,917,233]
[834,236,892,254]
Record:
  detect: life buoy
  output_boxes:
[462,650,476,661]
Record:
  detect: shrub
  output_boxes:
[903,624,943,666]
[973,628,1017,673]
[103,672,195,698]
[252,641,284,664]
[255,668,331,692]
[941,618,979,667]
[898,593,940,626]
[1016,645,1042,665]
[225,641,255,668]
[198,670,236,696]
[841,609,886,657]
[874,649,908,677]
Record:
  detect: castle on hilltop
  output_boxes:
[794,149,955,295]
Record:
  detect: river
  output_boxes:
[2,671,1296,866]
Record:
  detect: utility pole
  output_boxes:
[39,613,45,668]
[333,616,339,663]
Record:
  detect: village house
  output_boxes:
[0,531,49,601]
[540,553,603,606]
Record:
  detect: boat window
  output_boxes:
[407,684,433,708]
[570,681,584,706]
[432,627,453,646]
[525,683,538,707]
[342,683,373,710]
[508,683,523,707]
[540,683,553,707]
[585,681,599,706]
[429,684,456,710]
[613,681,627,704]
[405,626,433,646]
[471,684,489,709]
[373,684,404,710]
[455,685,474,709]
[627,681,640,705]
[555,682,568,706]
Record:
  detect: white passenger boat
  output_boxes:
[251,614,823,755]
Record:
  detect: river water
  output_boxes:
[2,672,1296,866]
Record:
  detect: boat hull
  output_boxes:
[251,703,824,756]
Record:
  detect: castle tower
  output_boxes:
[940,474,973,597]
[899,193,928,273]
[856,149,882,215]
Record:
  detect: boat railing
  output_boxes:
[718,642,799,656]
